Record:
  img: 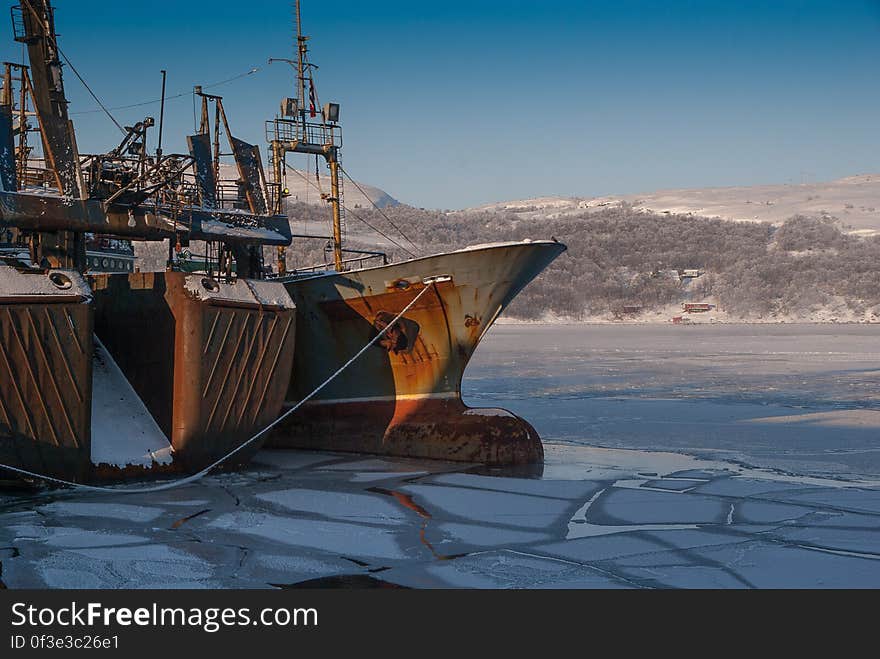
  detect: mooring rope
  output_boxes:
[0,282,435,494]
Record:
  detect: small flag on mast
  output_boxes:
[308,79,317,118]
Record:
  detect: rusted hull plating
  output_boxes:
[269,240,566,465]
[91,271,296,472]
[0,266,93,481]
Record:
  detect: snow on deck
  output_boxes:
[182,274,294,308]
[196,219,285,243]
[0,265,91,298]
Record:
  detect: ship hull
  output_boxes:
[267,240,565,464]
[91,272,297,472]
[1,266,298,484]
[0,266,94,482]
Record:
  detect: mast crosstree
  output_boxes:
[267,0,345,272]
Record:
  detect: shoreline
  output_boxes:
[497,318,880,326]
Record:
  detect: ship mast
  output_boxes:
[268,0,344,272]
[295,0,306,136]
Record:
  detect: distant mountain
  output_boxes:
[258,167,400,210]
[281,168,399,210]
[213,163,399,210]
[472,174,880,235]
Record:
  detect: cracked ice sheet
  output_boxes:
[691,541,880,588]
[424,473,602,499]
[536,534,671,563]
[399,483,578,530]
[37,502,164,523]
[208,511,407,560]
[640,479,705,492]
[256,488,412,525]
[5,442,880,589]
[542,443,880,489]
[237,554,355,587]
[610,564,752,589]
[734,500,813,524]
[249,450,344,471]
[318,457,458,474]
[427,522,553,550]
[544,528,753,569]
[597,533,880,589]
[591,488,728,525]
[9,526,148,548]
[694,478,825,498]
[764,526,880,556]
[348,471,429,483]
[382,550,630,589]
[807,510,880,529]
[2,536,225,589]
[765,488,880,515]
[540,443,742,482]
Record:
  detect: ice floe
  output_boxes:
[1,444,879,588]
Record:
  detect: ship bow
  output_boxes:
[269,240,565,465]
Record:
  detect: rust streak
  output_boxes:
[430,283,455,354]
[320,281,452,321]
[201,311,236,398]
[4,309,61,446]
[216,310,264,432]
[0,370,14,428]
[63,309,84,355]
[24,309,78,445]
[41,307,82,403]
[250,315,293,425]
[203,309,222,356]
[204,311,252,432]
[234,312,279,430]
[0,336,37,438]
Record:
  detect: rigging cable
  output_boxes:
[70,67,263,116]
[285,161,416,257]
[339,163,420,254]
[56,45,125,135]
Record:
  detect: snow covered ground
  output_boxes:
[473,174,880,235]
[1,324,878,588]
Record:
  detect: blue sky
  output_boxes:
[3,0,878,208]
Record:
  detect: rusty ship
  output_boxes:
[258,2,565,464]
[0,0,564,485]
[0,0,297,482]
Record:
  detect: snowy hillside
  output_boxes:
[473,174,880,235]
